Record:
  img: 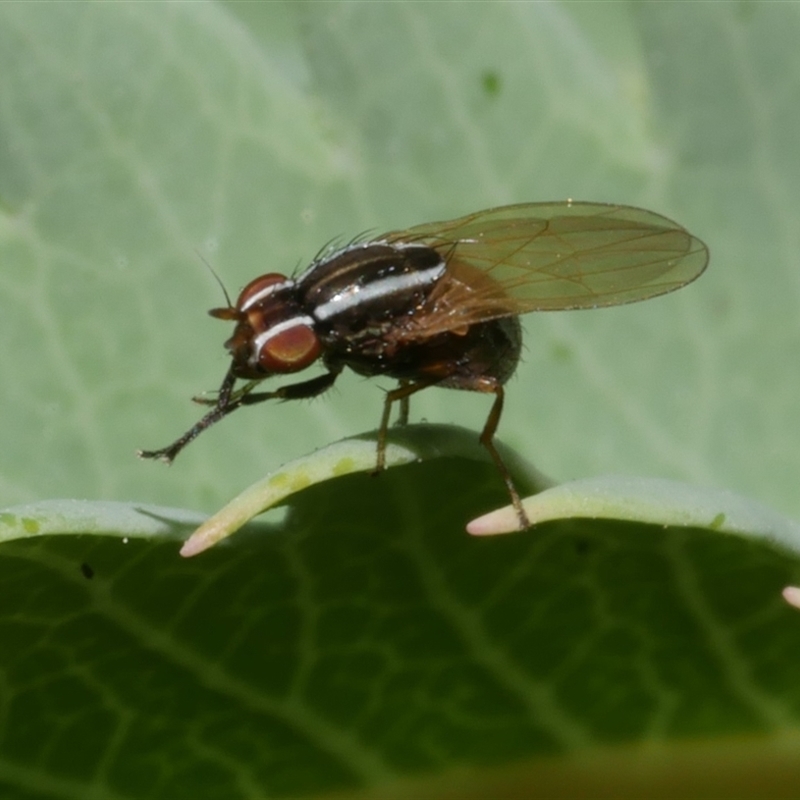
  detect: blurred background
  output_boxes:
[0,2,798,519]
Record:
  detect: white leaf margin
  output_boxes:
[3,427,800,574]
[468,475,800,559]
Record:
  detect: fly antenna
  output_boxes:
[195,248,233,310]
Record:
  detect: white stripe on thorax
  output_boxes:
[241,280,294,311]
[294,241,432,285]
[251,315,315,363]
[313,262,445,322]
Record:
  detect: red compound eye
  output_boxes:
[257,319,321,373]
[236,273,291,311]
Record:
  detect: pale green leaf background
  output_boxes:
[1,3,800,799]
[1,1,798,517]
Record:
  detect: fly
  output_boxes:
[139,202,709,527]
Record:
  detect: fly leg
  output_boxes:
[374,380,435,474]
[139,367,341,464]
[237,368,341,405]
[397,379,410,426]
[479,381,530,529]
[138,365,239,463]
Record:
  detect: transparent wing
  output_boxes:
[382,202,709,337]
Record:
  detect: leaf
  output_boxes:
[1,441,800,798]
[468,475,800,556]
[177,424,550,557]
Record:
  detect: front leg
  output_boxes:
[139,368,341,463]
[238,368,341,405]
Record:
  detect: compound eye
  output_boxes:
[257,318,321,373]
[236,273,291,311]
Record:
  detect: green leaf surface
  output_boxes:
[2,2,800,798]
[1,447,800,798]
